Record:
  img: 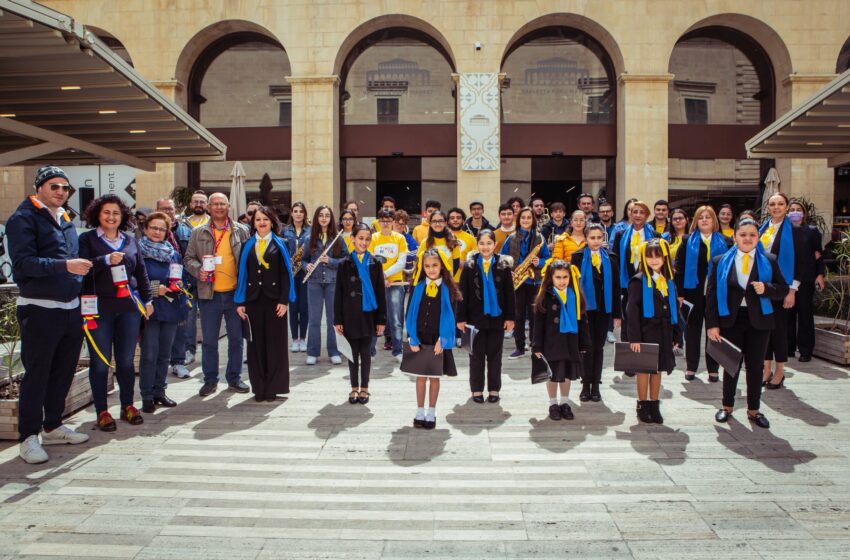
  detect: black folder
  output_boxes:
[680,299,694,324]
[400,343,443,377]
[707,337,743,378]
[613,342,660,373]
[460,325,479,355]
[241,315,253,343]
[531,354,552,384]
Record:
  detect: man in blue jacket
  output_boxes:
[7,165,93,464]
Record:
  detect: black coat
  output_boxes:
[673,233,734,300]
[531,289,591,362]
[570,250,621,318]
[793,225,824,282]
[610,228,647,290]
[705,252,789,331]
[626,274,683,373]
[456,252,516,328]
[242,241,291,304]
[333,255,387,339]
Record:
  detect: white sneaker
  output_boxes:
[330,355,342,365]
[299,340,308,352]
[41,425,89,446]
[305,356,317,365]
[606,332,616,344]
[172,364,191,379]
[504,330,513,339]
[395,354,403,364]
[19,435,48,464]
[185,351,195,364]
[291,340,300,352]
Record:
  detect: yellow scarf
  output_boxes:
[426,281,439,297]
[591,252,601,272]
[655,275,669,297]
[482,260,490,274]
[760,225,775,250]
[257,238,269,269]
[630,232,641,263]
[703,236,711,262]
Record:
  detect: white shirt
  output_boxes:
[734,249,757,306]
[425,277,443,287]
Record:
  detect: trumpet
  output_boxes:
[512,241,543,290]
[302,230,343,283]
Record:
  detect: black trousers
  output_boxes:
[788,281,815,358]
[765,304,789,362]
[619,289,629,342]
[722,311,771,410]
[246,294,290,398]
[583,310,609,385]
[685,294,720,373]
[347,336,372,388]
[514,283,536,350]
[469,327,504,393]
[17,305,83,441]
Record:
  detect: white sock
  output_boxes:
[426,407,436,420]
[560,397,569,405]
[415,407,425,420]
[549,397,558,406]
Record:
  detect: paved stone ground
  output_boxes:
[2,329,850,559]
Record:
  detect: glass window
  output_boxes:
[684,98,708,124]
[668,158,761,213]
[377,98,399,124]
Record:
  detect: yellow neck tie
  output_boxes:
[555,289,567,304]
[760,225,774,249]
[742,253,750,275]
[630,232,641,263]
[482,260,490,274]
[257,239,269,269]
[655,275,668,297]
[591,252,601,272]
[426,282,439,297]
[703,237,711,262]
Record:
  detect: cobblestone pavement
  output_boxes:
[2,331,850,559]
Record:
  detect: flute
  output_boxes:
[302,229,344,283]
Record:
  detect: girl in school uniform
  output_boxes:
[706,218,789,429]
[570,223,620,402]
[759,193,804,388]
[532,259,590,421]
[405,249,461,430]
[674,205,732,382]
[334,224,387,405]
[457,229,516,403]
[626,238,682,424]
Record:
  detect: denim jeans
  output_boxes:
[289,272,309,339]
[86,308,141,413]
[140,319,178,400]
[170,314,187,365]
[199,290,244,384]
[306,282,339,358]
[385,285,405,356]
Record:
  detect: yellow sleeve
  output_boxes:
[552,235,566,260]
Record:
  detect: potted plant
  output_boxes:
[0,297,23,439]
[814,230,850,364]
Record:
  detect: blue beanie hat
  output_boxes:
[33,165,69,190]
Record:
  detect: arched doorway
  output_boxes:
[500,25,617,211]
[338,26,456,218]
[185,30,292,208]
[667,26,777,214]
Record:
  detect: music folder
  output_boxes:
[613,342,660,373]
[400,343,443,377]
[706,336,743,378]
[680,299,694,324]
[335,332,354,364]
[461,325,479,355]
[241,315,253,343]
[531,353,552,384]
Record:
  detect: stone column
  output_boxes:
[134,79,184,208]
[776,74,838,233]
[616,73,673,208]
[287,75,339,213]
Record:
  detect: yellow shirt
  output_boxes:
[721,228,734,238]
[669,236,683,265]
[412,222,430,244]
[494,226,515,252]
[552,233,586,263]
[451,230,476,279]
[188,214,210,229]
[213,229,238,292]
[342,231,355,253]
[370,231,408,283]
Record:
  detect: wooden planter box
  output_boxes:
[0,367,113,440]
[814,318,850,365]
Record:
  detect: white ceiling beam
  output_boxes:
[0,116,154,171]
[0,140,62,165]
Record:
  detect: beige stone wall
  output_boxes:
[15,0,848,223]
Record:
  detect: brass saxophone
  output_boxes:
[291,242,304,275]
[512,241,543,290]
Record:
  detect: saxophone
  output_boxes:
[291,242,304,275]
[512,241,543,290]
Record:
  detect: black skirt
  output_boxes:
[415,331,457,377]
[549,358,583,382]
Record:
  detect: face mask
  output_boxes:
[788,211,804,225]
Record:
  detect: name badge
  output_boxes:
[214,255,223,265]
[169,263,183,279]
[110,266,128,283]
[81,295,98,315]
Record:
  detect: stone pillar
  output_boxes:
[616,73,673,209]
[135,80,184,208]
[776,74,838,233]
[287,75,339,213]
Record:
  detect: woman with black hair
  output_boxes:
[79,195,152,432]
[707,219,789,429]
[303,205,349,365]
[235,207,295,401]
[339,209,357,253]
[282,201,310,353]
[718,204,735,239]
[668,208,689,260]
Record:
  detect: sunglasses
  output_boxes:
[48,183,71,192]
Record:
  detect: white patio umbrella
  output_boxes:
[228,161,247,222]
[761,167,781,209]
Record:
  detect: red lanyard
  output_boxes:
[212,220,229,254]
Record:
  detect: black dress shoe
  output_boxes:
[357,391,370,405]
[487,394,500,403]
[413,417,425,428]
[708,374,719,383]
[142,400,156,413]
[254,394,264,402]
[559,403,574,420]
[748,412,770,429]
[766,376,785,390]
[423,419,436,430]
[590,384,601,402]
[579,385,590,402]
[349,391,358,404]
[265,396,276,402]
[798,355,812,362]
[228,381,250,393]
[472,395,485,404]
[548,404,562,421]
[624,372,636,377]
[199,382,218,397]
[684,372,696,381]
[636,401,653,423]
[715,409,731,423]
[154,395,177,407]
[649,400,664,424]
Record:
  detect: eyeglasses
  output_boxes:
[147,226,168,233]
[341,217,354,222]
[672,216,686,221]
[49,183,71,192]
[430,219,446,225]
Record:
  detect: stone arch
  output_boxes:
[837,36,850,73]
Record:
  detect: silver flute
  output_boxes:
[302,229,344,283]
